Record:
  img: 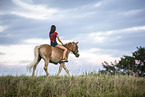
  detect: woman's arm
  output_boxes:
[56,35,64,45]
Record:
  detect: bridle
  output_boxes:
[63,42,79,55]
[72,42,79,55]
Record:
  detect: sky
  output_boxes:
[0,0,145,76]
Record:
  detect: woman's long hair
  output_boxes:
[49,25,56,34]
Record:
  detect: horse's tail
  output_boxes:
[27,46,41,72]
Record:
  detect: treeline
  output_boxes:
[99,46,145,77]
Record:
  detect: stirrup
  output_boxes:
[61,58,68,62]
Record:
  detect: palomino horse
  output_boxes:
[28,42,79,77]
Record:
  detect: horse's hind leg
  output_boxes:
[44,59,50,77]
[32,58,41,77]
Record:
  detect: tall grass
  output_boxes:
[0,73,145,97]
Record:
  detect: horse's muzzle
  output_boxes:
[75,53,80,58]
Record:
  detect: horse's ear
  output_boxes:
[76,41,79,44]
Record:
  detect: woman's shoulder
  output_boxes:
[54,32,58,35]
[49,32,58,35]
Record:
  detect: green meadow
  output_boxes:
[0,73,145,97]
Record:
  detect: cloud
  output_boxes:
[0,44,35,65]
[33,0,101,9]
[119,9,144,16]
[0,26,8,32]
[90,26,145,37]
[74,25,145,58]
[12,0,59,20]
[25,38,50,44]
[0,52,5,55]
[87,26,145,47]
[94,2,102,7]
[0,0,16,11]
[10,0,103,21]
[0,0,104,46]
[79,49,119,66]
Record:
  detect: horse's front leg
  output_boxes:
[56,62,71,77]
[56,62,64,76]
[62,64,70,77]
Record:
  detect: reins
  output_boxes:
[63,42,78,55]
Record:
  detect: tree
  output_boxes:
[132,46,145,77]
[100,61,119,75]
[99,46,145,77]
[116,55,136,76]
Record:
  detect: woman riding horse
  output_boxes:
[49,25,68,62]
[28,25,80,77]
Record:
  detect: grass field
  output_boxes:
[0,73,145,97]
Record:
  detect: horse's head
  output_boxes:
[71,42,80,58]
[65,42,80,58]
